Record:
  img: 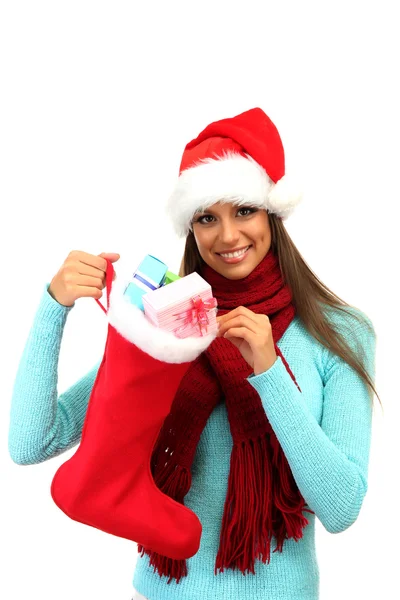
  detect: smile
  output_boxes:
[217,245,252,264]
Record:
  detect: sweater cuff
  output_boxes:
[246,354,300,401]
[247,354,282,383]
[34,283,75,327]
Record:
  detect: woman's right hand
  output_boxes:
[48,251,121,307]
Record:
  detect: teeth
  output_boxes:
[220,246,249,258]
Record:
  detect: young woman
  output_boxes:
[9,107,380,600]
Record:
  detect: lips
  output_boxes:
[216,245,252,255]
[216,245,252,264]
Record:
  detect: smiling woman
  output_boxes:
[191,202,272,277]
[8,107,380,600]
[133,107,380,597]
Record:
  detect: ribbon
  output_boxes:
[133,269,159,292]
[172,295,218,338]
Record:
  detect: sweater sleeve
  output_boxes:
[8,282,101,466]
[246,311,376,534]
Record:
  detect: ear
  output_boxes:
[107,275,217,364]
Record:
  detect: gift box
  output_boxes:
[162,270,181,286]
[142,272,218,339]
[123,254,168,311]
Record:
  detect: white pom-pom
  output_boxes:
[267,174,304,220]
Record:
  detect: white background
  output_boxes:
[1,1,397,599]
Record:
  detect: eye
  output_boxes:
[194,206,258,225]
[237,207,257,217]
[196,214,214,225]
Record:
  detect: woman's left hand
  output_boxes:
[216,306,277,376]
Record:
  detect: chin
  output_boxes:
[215,263,255,280]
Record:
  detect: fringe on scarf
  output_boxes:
[137,433,314,583]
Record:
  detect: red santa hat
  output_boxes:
[165,107,303,238]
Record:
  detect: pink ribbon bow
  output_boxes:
[172,295,218,338]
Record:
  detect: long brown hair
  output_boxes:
[178,212,381,409]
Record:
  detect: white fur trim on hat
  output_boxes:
[107,275,217,364]
[165,151,303,238]
[267,174,304,220]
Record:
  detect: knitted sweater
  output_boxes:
[8,282,376,600]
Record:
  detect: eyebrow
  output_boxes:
[195,203,256,216]
[195,207,216,215]
[196,204,245,215]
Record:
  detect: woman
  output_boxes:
[8,107,379,600]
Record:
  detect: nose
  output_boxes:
[218,217,241,246]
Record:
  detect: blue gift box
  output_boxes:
[124,254,168,311]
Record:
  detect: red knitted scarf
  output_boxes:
[138,248,314,583]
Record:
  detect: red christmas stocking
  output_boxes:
[51,259,217,560]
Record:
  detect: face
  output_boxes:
[191,201,272,280]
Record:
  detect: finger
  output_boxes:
[78,261,117,281]
[76,262,109,279]
[78,252,110,272]
[218,315,252,335]
[98,252,121,264]
[224,327,254,343]
[217,306,259,324]
[75,274,104,289]
[218,315,259,336]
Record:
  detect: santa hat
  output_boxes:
[165,107,303,238]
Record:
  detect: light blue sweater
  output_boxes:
[8,282,377,600]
